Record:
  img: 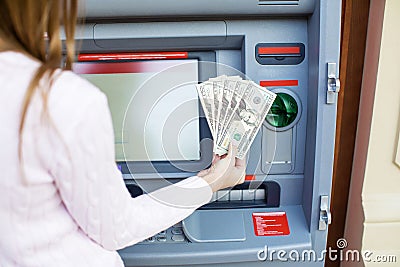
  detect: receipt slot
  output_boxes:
[71,0,341,266]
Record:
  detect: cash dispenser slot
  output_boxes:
[200,181,280,209]
[255,43,305,65]
[125,181,280,209]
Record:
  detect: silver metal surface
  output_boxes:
[318,195,332,230]
[327,62,341,104]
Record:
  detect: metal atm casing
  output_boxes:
[74,0,341,266]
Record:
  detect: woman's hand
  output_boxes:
[197,144,246,192]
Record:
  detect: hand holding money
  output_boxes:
[197,144,246,192]
[196,75,276,159]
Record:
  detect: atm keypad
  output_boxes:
[140,222,188,244]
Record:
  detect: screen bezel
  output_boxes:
[73,51,216,175]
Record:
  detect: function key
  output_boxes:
[147,236,155,243]
[172,223,182,228]
[157,236,167,242]
[172,228,183,235]
[171,235,185,242]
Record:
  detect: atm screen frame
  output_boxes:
[73,51,216,175]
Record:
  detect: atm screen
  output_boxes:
[73,59,201,163]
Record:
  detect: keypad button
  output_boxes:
[157,236,167,242]
[172,228,183,235]
[171,235,185,242]
[147,236,155,243]
[172,223,182,228]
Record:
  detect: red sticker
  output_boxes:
[245,175,255,181]
[252,212,290,236]
[259,80,299,87]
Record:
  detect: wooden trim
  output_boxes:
[342,0,386,265]
[325,0,371,266]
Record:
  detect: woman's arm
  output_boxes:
[45,72,245,251]
[48,75,213,251]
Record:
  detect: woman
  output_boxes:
[0,1,246,266]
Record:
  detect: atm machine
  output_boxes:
[72,0,341,266]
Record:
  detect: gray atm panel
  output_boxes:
[82,0,316,18]
[73,0,341,265]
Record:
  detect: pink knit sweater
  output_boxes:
[0,52,212,267]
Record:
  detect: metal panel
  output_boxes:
[82,0,316,18]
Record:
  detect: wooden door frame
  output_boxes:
[325,0,371,266]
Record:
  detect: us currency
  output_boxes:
[234,82,276,158]
[216,76,243,145]
[210,76,225,141]
[215,81,276,158]
[196,82,216,140]
[214,80,250,155]
[216,76,227,142]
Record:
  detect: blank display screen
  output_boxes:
[73,59,200,162]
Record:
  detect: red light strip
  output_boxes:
[260,80,299,87]
[245,175,256,181]
[78,52,189,61]
[258,47,300,55]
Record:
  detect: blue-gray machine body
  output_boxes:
[77,0,341,266]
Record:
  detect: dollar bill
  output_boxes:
[234,82,276,158]
[197,75,276,158]
[196,82,216,140]
[210,75,225,142]
[215,81,276,158]
[216,76,243,145]
[214,80,250,155]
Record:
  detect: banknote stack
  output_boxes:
[196,75,276,159]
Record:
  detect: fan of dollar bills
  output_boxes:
[196,75,277,159]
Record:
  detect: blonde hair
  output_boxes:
[0,0,78,162]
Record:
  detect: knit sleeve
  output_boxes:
[50,78,212,251]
